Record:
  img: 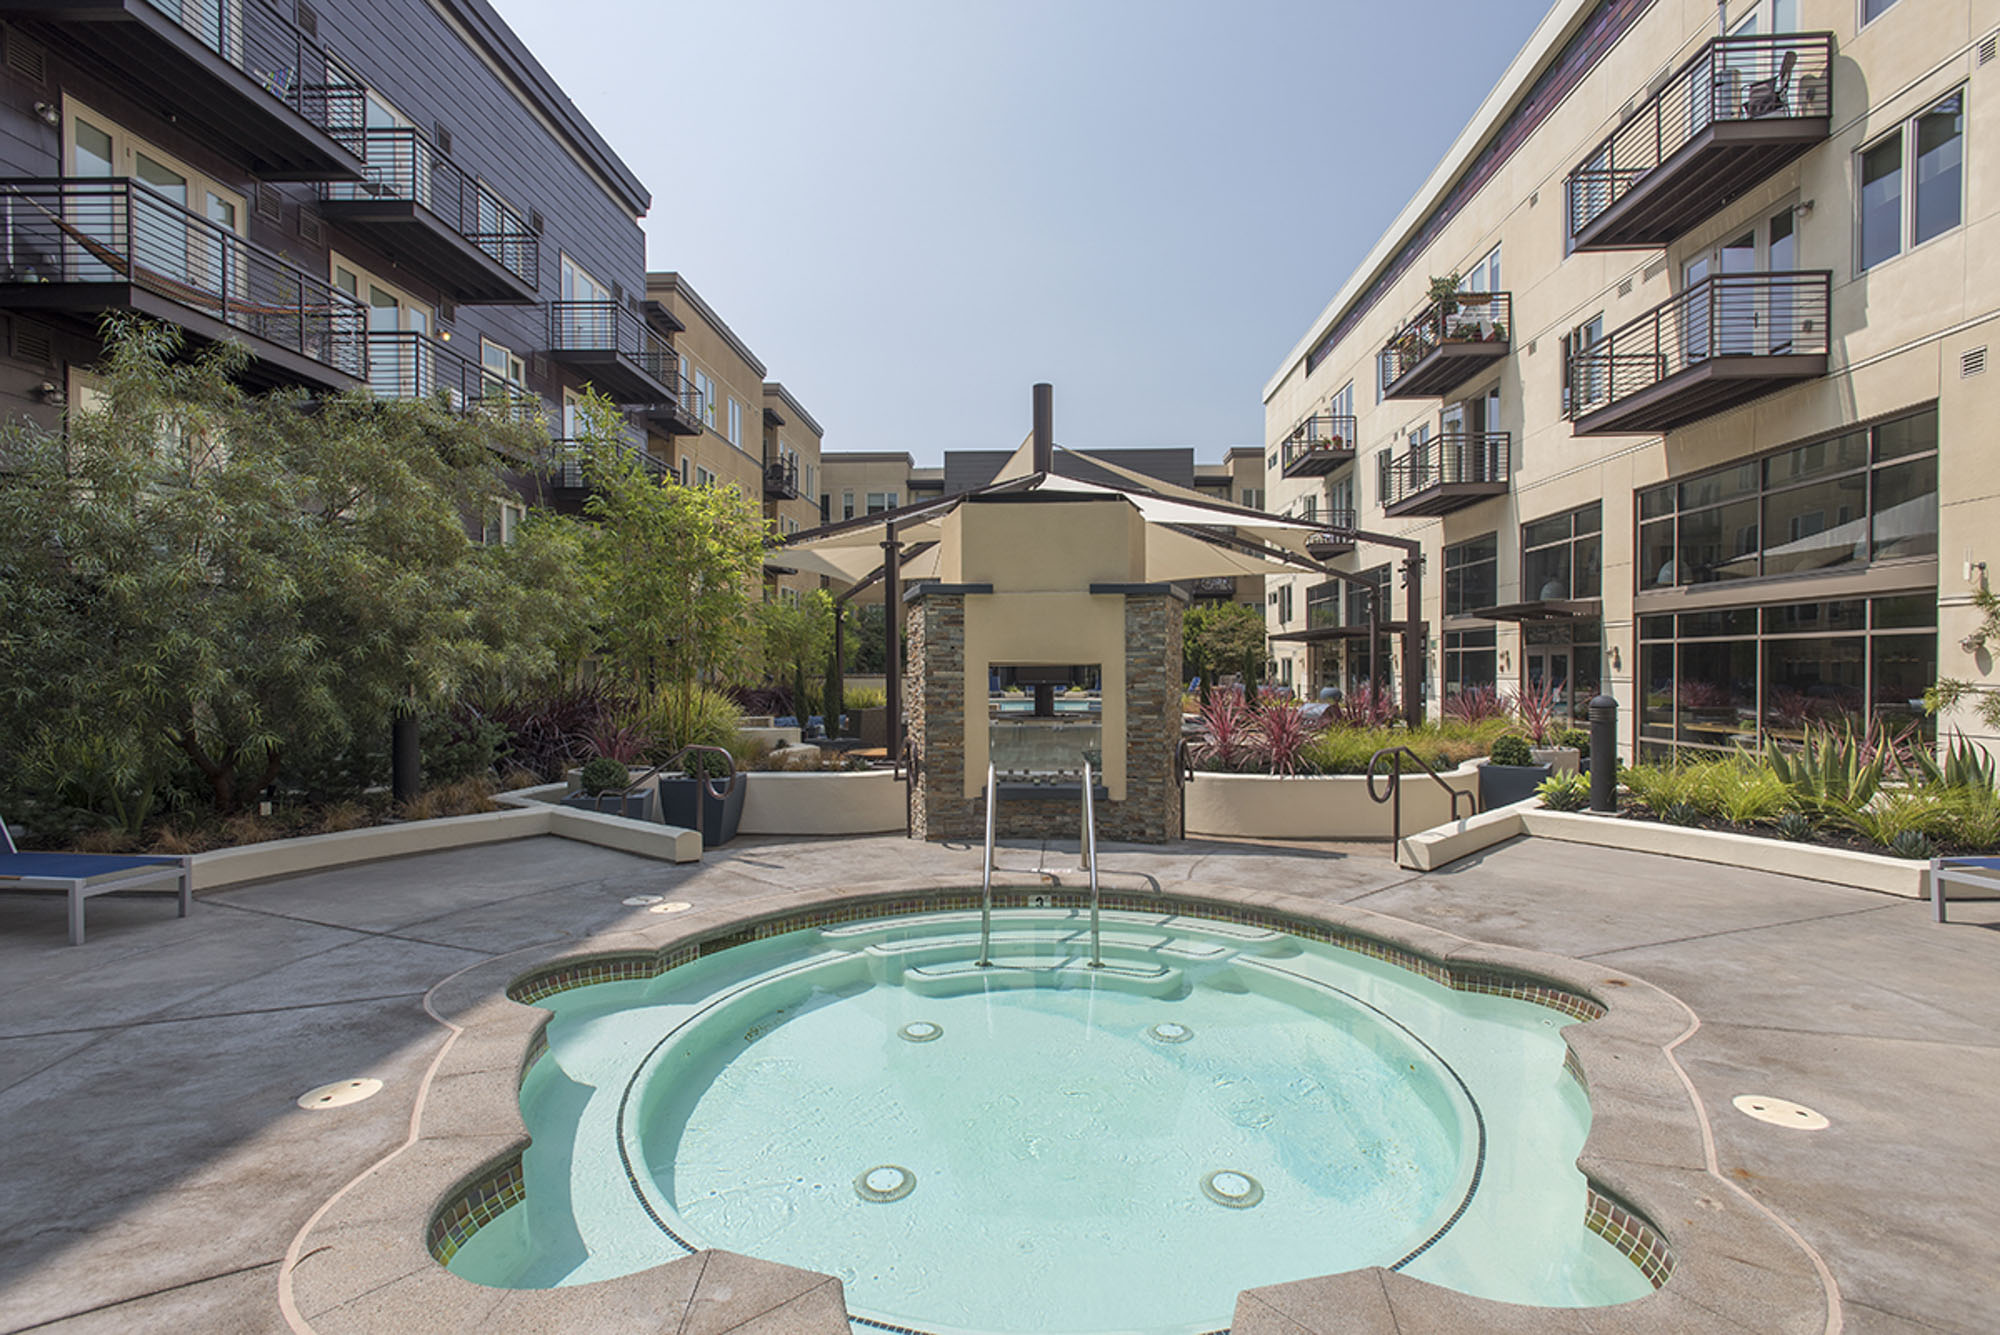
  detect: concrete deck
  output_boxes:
[0,830,1993,1333]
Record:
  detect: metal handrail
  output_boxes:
[1281,415,1358,472]
[321,127,538,286]
[1366,745,1477,867]
[365,330,542,421]
[1378,290,1510,395]
[978,761,997,966]
[1173,738,1196,840]
[1382,432,1510,507]
[619,744,738,848]
[136,0,366,147]
[1082,758,1102,969]
[1566,33,1833,239]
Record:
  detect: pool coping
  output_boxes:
[280,877,1836,1335]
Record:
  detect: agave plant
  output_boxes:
[1765,723,1885,825]
[1901,729,1999,792]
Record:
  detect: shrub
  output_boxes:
[1693,756,1792,826]
[844,686,887,710]
[1334,683,1400,728]
[725,684,794,718]
[585,718,654,764]
[1442,686,1507,725]
[1537,771,1590,811]
[483,681,629,782]
[1766,725,1885,827]
[578,757,629,796]
[1196,692,1255,771]
[1251,701,1323,776]
[1489,734,1534,768]
[1511,680,1559,745]
[1554,727,1591,758]
[634,684,741,760]
[422,706,510,786]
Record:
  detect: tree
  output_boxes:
[753,590,836,717]
[1184,602,1267,695]
[0,317,593,830]
[574,394,771,746]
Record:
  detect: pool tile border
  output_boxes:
[295,878,1826,1335]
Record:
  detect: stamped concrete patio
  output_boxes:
[0,830,1992,1334]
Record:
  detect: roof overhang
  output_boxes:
[1470,598,1602,623]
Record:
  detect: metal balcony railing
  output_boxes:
[0,177,365,378]
[1378,291,1511,398]
[1382,433,1510,510]
[548,419,658,489]
[547,300,675,391]
[1190,576,1237,597]
[366,330,541,421]
[1304,511,1359,560]
[1281,414,1358,476]
[1564,271,1831,422]
[1567,34,1833,242]
[764,456,801,499]
[321,128,537,287]
[135,0,365,148]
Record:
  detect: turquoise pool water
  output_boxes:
[451,910,1650,1334]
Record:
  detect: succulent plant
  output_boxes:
[1536,772,1590,812]
[1773,811,1816,842]
[1660,800,1703,827]
[1886,829,1937,861]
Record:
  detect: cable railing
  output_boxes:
[1381,432,1510,508]
[1564,271,1831,421]
[1366,746,1477,869]
[137,0,365,148]
[1566,33,1833,240]
[322,127,538,287]
[1378,291,1510,396]
[1281,414,1358,473]
[366,330,542,421]
[0,177,365,378]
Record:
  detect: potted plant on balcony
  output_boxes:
[562,756,653,820]
[1479,732,1553,809]
[1427,272,1462,318]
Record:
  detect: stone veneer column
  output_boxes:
[1115,592,1183,843]
[906,591,977,840]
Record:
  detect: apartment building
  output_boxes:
[1265,0,1988,761]
[762,381,824,601]
[0,0,700,527]
[820,445,1268,606]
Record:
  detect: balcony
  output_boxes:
[367,330,541,427]
[1566,271,1829,436]
[640,370,703,435]
[1279,415,1357,478]
[764,456,802,501]
[0,0,365,179]
[1567,34,1832,251]
[320,129,538,302]
[1304,512,1358,560]
[0,177,364,389]
[546,300,679,404]
[1378,291,1510,399]
[1381,434,1509,518]
[546,419,663,492]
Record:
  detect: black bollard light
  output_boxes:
[1588,694,1618,813]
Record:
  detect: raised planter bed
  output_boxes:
[1184,761,1482,840]
[738,769,908,836]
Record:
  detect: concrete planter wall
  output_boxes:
[739,769,907,835]
[1184,761,1482,840]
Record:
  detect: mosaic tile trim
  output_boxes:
[426,1153,524,1266]
[1563,1046,1589,1092]
[1586,1183,1675,1288]
[520,1028,549,1086]
[502,891,1608,1026]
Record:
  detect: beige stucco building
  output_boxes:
[648,272,827,602]
[1266,0,1991,761]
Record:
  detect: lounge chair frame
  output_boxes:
[0,816,193,946]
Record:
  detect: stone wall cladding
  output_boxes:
[909,589,1181,844]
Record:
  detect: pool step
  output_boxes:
[903,955,1183,998]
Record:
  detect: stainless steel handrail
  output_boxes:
[1366,745,1478,868]
[977,761,997,967]
[619,745,738,848]
[1082,758,1102,969]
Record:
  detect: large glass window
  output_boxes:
[1444,626,1497,695]
[1859,90,1964,271]
[1444,534,1497,616]
[1521,503,1602,602]
[1637,408,1936,589]
[1637,594,1935,757]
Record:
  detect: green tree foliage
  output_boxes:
[573,394,771,747]
[0,318,594,830]
[1183,601,1267,693]
[753,589,836,716]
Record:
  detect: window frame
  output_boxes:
[1855,87,1964,275]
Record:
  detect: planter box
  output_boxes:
[658,774,747,846]
[1184,762,1481,840]
[854,706,889,748]
[1479,761,1552,809]
[739,769,907,835]
[1530,746,1580,776]
[560,790,654,822]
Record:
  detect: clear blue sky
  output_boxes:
[490,0,1550,463]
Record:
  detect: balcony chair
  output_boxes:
[1740,49,1797,119]
[0,815,192,946]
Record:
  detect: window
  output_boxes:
[1376,450,1393,504]
[1278,583,1294,624]
[843,490,855,520]
[727,398,743,447]
[560,254,610,305]
[866,492,898,514]
[1861,0,1899,23]
[1238,488,1263,510]
[1328,381,1355,419]
[695,465,717,488]
[1858,90,1963,272]
[1301,494,1318,523]
[1637,408,1937,588]
[1444,627,1498,696]
[1521,504,1602,602]
[1444,534,1498,616]
[689,369,718,428]
[480,338,524,396]
[483,498,525,546]
[1560,314,1604,417]
[1460,244,1501,294]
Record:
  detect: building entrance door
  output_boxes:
[1526,646,1572,712]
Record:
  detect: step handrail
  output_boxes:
[978,761,997,966]
[1172,737,1196,840]
[1082,758,1102,969]
[1366,745,1477,865]
[619,744,739,847]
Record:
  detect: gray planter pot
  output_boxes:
[1479,761,1553,810]
[658,775,746,847]
[560,790,654,822]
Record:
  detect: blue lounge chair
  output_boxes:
[1928,855,2000,924]
[0,815,192,945]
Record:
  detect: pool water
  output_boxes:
[451,910,1651,1334]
